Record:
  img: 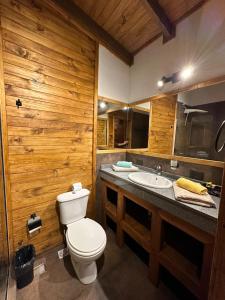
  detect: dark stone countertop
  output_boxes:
[100,165,220,236]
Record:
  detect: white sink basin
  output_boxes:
[128,172,172,189]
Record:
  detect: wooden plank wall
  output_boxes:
[0,0,96,254]
[97,118,107,146]
[108,114,114,148]
[0,139,8,262]
[148,96,177,155]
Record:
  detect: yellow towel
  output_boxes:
[176,177,207,195]
[173,182,215,208]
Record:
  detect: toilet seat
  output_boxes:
[66,218,106,257]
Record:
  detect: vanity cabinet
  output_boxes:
[101,178,214,300]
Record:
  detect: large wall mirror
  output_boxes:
[97,99,149,150]
[174,81,225,162]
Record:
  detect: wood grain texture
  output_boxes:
[102,178,214,298]
[98,95,127,106]
[141,0,175,42]
[96,149,127,154]
[73,0,205,54]
[127,150,225,169]
[49,0,133,65]
[0,25,13,256]
[91,42,99,219]
[97,118,107,146]
[148,96,177,155]
[0,122,8,262]
[0,0,96,254]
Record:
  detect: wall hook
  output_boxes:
[16,99,22,109]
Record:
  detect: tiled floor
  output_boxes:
[17,229,177,300]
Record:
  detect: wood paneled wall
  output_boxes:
[148,96,177,155]
[0,140,8,262]
[0,0,97,254]
[97,118,107,146]
[108,114,114,148]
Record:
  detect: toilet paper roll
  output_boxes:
[28,226,42,235]
[27,214,42,235]
[72,182,82,193]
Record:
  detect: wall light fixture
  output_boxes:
[157,65,194,88]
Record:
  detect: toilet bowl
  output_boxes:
[57,188,107,284]
[66,218,106,284]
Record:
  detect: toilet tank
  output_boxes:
[57,189,90,225]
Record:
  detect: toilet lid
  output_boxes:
[67,218,106,253]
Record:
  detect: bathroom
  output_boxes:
[0,0,225,299]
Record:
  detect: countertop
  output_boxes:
[100,165,220,235]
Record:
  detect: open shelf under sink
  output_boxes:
[159,244,200,297]
[105,201,117,221]
[122,213,151,252]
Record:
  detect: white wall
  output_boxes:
[178,81,225,106]
[130,0,225,101]
[98,44,130,103]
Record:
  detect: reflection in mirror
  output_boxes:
[130,103,150,148]
[174,81,225,161]
[97,100,150,150]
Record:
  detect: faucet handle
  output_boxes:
[156,164,162,174]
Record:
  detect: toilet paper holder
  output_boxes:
[27,213,42,235]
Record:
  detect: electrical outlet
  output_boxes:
[170,160,178,169]
[58,248,69,259]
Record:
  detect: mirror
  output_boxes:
[174,81,225,161]
[97,99,150,150]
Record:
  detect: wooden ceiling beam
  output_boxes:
[142,0,175,43]
[47,0,133,65]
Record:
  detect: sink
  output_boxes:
[128,172,172,189]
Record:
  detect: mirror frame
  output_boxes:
[97,96,150,152]
[128,74,225,169]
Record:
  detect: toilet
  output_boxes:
[57,188,107,284]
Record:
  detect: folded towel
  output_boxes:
[176,177,207,195]
[173,182,216,208]
[116,161,133,168]
[112,165,139,172]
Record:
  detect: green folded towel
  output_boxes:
[116,161,133,168]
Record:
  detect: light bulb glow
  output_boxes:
[99,101,106,109]
[180,65,194,80]
[123,106,128,110]
[157,79,164,87]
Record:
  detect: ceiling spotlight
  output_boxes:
[157,76,170,88]
[99,101,106,109]
[157,79,164,88]
[180,65,194,80]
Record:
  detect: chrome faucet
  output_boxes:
[156,164,162,175]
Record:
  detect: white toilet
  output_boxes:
[57,188,107,284]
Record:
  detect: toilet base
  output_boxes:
[71,259,97,284]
